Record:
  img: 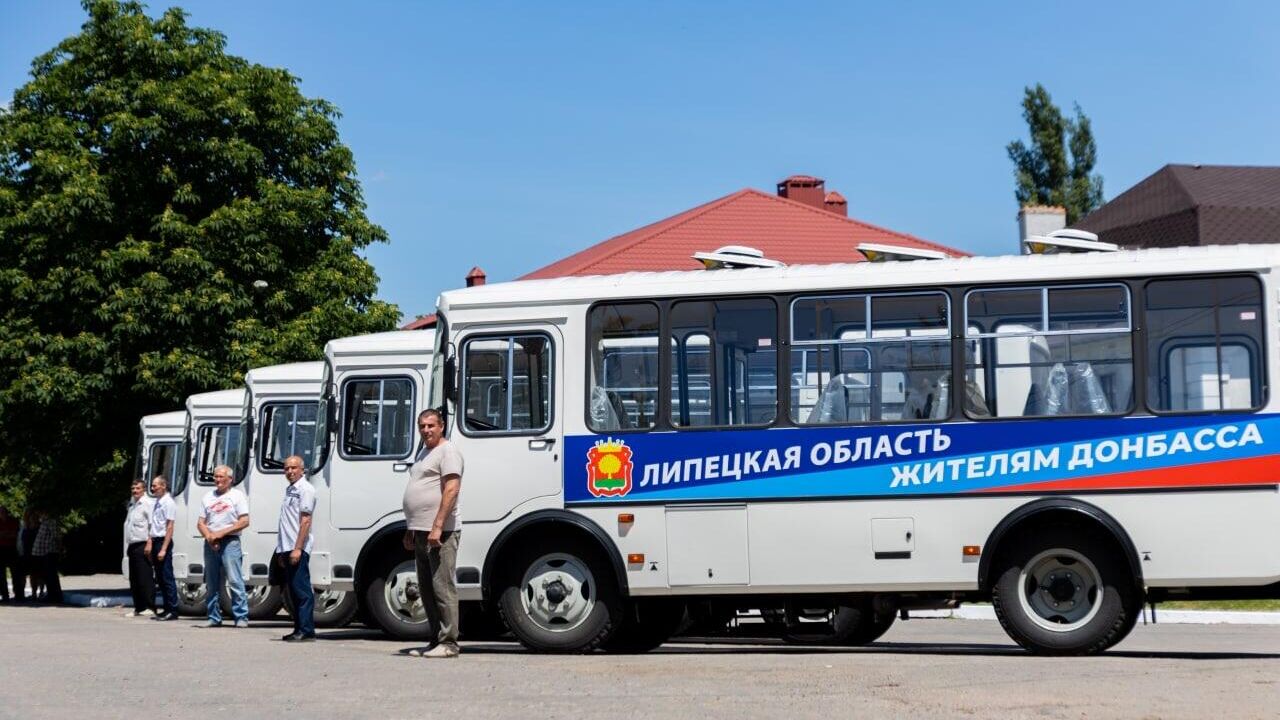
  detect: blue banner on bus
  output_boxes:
[564,414,1280,504]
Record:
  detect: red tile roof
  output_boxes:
[521,188,965,279]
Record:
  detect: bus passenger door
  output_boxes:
[452,327,563,521]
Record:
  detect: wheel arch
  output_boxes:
[978,497,1144,593]
[481,509,629,604]
[354,519,408,593]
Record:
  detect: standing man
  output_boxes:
[0,507,17,602]
[31,511,62,604]
[147,475,179,620]
[276,455,316,642]
[197,465,250,627]
[124,480,156,617]
[401,409,463,658]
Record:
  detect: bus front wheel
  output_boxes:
[362,553,434,640]
[496,539,623,652]
[991,527,1138,656]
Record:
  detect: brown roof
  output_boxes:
[521,188,964,279]
[1074,164,1280,248]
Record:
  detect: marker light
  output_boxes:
[618,513,635,524]
[963,545,982,557]
[627,553,645,564]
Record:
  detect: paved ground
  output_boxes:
[1,601,1277,720]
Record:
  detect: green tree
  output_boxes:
[1006,84,1104,223]
[0,0,398,517]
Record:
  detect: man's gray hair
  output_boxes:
[151,475,168,489]
[213,464,233,478]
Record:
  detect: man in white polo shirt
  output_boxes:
[146,475,179,620]
[276,454,316,642]
[197,465,250,627]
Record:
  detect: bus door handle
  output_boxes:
[392,462,411,472]
[528,437,556,451]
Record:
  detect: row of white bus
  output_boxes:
[131,237,1280,654]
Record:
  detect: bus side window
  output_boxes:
[461,334,552,434]
[261,402,320,470]
[670,298,777,428]
[341,378,414,458]
[588,302,659,431]
[1145,277,1264,412]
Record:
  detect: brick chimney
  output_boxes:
[777,175,827,210]
[466,266,486,287]
[823,191,848,217]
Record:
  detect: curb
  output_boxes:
[911,605,1280,625]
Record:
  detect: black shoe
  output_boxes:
[154,612,178,621]
[282,631,316,642]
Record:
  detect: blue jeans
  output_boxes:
[203,536,247,624]
[284,551,315,636]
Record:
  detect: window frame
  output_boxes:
[963,283,1133,339]
[788,290,953,426]
[256,400,322,474]
[584,301,662,435]
[193,422,241,487]
[145,441,181,498]
[458,332,556,438]
[336,375,417,461]
[1142,274,1267,416]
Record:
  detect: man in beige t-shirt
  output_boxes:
[401,408,463,658]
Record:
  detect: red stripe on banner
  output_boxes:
[975,455,1280,494]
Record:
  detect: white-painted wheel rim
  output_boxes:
[519,553,596,633]
[1018,548,1104,633]
[383,559,427,624]
[315,588,347,615]
[179,583,206,604]
[246,584,272,608]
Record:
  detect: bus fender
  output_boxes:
[978,497,1143,592]
[354,520,408,590]
[481,509,629,604]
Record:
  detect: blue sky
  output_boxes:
[4,1,1280,320]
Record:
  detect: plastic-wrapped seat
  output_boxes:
[806,374,869,423]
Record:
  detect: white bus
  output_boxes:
[235,361,360,626]
[123,411,185,581]
[171,388,245,616]
[425,243,1280,655]
[307,330,443,639]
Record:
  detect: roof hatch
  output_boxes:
[1023,229,1119,254]
[691,245,785,270]
[856,242,948,262]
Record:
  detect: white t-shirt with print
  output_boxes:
[276,478,316,554]
[201,487,249,536]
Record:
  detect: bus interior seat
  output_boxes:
[589,386,633,430]
[1038,362,1112,416]
[806,373,869,423]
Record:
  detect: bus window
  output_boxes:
[588,303,659,431]
[965,285,1133,418]
[260,402,319,470]
[670,298,777,427]
[792,292,949,424]
[341,378,414,458]
[148,442,180,489]
[1145,276,1264,412]
[195,424,242,485]
[461,334,552,434]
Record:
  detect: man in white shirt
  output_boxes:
[401,409,463,658]
[197,465,250,627]
[124,479,155,617]
[146,475,179,620]
[276,454,316,642]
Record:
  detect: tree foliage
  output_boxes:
[0,0,398,516]
[1006,84,1104,223]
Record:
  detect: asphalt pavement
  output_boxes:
[1,600,1276,720]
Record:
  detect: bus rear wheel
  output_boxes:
[496,539,622,653]
[603,599,686,653]
[991,527,1137,656]
[283,586,359,628]
[176,582,207,616]
[220,583,283,620]
[362,553,434,640]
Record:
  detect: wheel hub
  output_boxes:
[520,553,597,633]
[1018,549,1104,633]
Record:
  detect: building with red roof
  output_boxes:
[401,175,965,328]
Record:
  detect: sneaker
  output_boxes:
[422,643,460,659]
[203,620,223,628]
[124,609,153,618]
[153,613,178,622]
[234,619,249,628]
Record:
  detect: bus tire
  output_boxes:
[176,582,207,616]
[991,527,1136,656]
[362,552,434,641]
[496,539,622,653]
[603,599,686,653]
[220,583,283,620]
[283,586,360,628]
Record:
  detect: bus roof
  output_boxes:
[325,329,435,358]
[438,243,1280,312]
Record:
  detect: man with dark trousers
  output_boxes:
[147,475,179,620]
[124,480,156,616]
[276,455,316,642]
